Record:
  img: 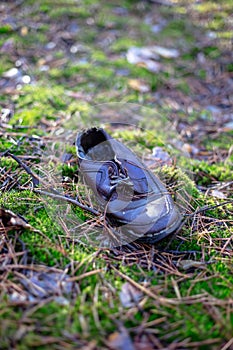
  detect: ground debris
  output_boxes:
[147,146,173,167]
[176,259,208,271]
[210,189,227,200]
[126,47,161,72]
[0,66,32,91]
[119,282,143,308]
[0,208,31,232]
[0,108,12,125]
[7,266,78,304]
[126,45,179,72]
[128,79,150,93]
[107,327,135,350]
[0,0,232,347]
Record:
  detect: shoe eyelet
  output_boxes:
[108,166,115,176]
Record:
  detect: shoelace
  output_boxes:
[107,157,133,199]
[110,157,153,199]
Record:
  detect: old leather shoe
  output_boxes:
[76,127,182,244]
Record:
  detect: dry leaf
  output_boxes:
[152,147,172,164]
[143,147,172,168]
[126,47,161,72]
[223,121,233,131]
[108,328,135,350]
[20,270,77,299]
[149,45,179,58]
[3,67,20,79]
[134,334,155,350]
[8,267,78,303]
[120,282,143,307]
[182,143,199,155]
[126,45,179,73]
[210,190,227,199]
[20,26,28,36]
[177,259,207,270]
[128,79,150,93]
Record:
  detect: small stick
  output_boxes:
[184,200,233,216]
[4,152,100,217]
[5,151,40,187]
[34,189,100,216]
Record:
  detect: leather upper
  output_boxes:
[76,127,182,243]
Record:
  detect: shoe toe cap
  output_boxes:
[109,195,182,243]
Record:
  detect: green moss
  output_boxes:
[0,188,95,266]
[227,63,233,72]
[201,129,233,150]
[195,2,219,12]
[10,85,67,125]
[91,50,107,62]
[111,37,141,52]
[170,305,221,341]
[176,80,190,93]
[193,160,233,185]
[0,0,232,347]
[112,128,164,150]
[0,57,15,76]
[47,4,90,19]
[0,25,13,34]
[160,19,194,42]
[198,69,207,79]
[203,46,221,58]
[216,31,233,40]
[39,3,50,13]
[87,65,115,82]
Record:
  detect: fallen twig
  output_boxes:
[185,200,233,216]
[34,189,100,216]
[4,151,40,187]
[4,152,100,217]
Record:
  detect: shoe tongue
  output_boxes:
[85,142,115,161]
[120,159,149,194]
[110,157,150,195]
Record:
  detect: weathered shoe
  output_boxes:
[76,127,182,244]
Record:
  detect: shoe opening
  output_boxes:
[80,128,115,161]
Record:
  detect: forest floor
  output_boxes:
[0,0,232,349]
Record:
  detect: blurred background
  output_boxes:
[0,1,233,349]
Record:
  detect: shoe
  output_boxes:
[76,127,182,244]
